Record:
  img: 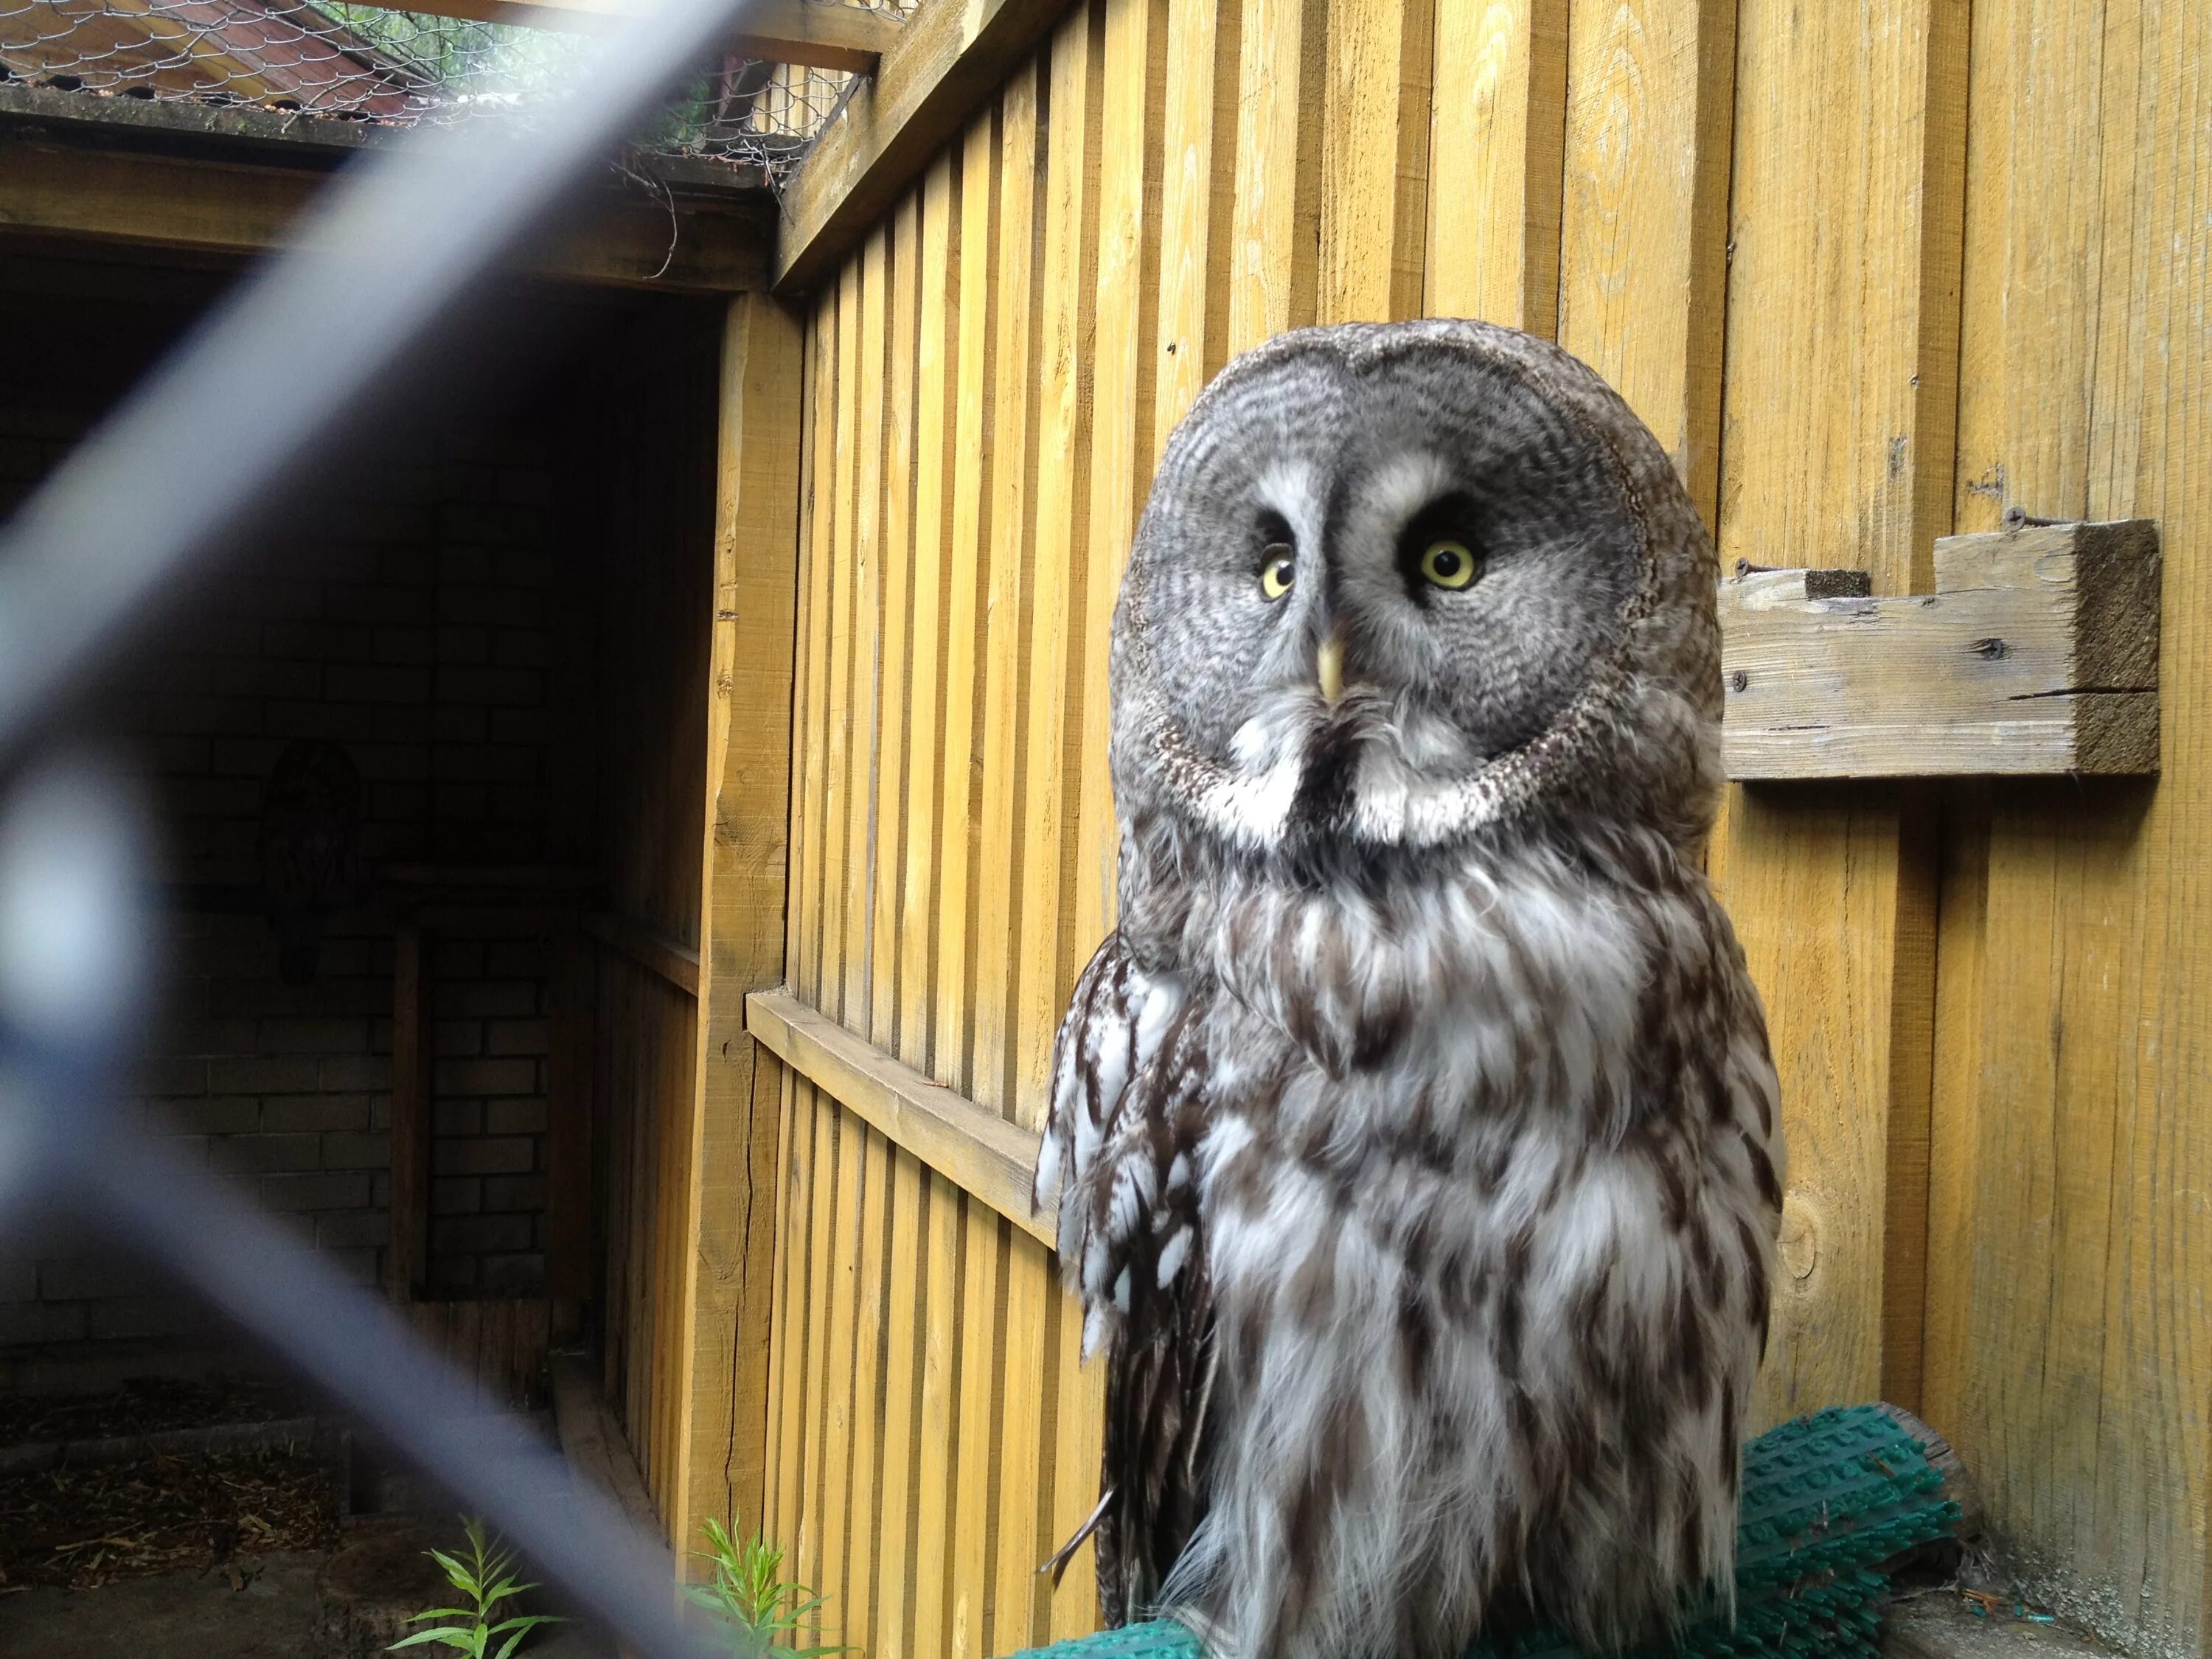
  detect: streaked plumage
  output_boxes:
[1034,321,1784,1659]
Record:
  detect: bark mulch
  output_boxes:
[0,1374,308,1447]
[0,1444,341,1593]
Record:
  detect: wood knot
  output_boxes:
[1778,1192,1819,1283]
[1970,636,2008,659]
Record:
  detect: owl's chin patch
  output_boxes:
[1181,686,1507,859]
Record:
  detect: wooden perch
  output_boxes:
[1719,519,2161,779]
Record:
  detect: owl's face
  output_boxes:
[1112,321,1721,863]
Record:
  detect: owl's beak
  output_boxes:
[1316,633,1345,704]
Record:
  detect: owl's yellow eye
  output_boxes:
[1419,539,1478,590]
[1259,548,1296,600]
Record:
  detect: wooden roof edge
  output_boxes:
[770,0,1074,295]
[0,80,777,202]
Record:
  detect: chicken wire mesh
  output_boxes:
[0,0,805,1644]
[0,0,892,178]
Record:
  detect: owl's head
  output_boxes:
[1110,320,1722,876]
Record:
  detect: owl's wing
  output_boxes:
[1035,933,1217,1624]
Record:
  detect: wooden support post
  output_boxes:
[386,920,432,1304]
[667,295,804,1560]
[546,927,598,1328]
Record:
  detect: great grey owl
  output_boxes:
[1033,320,1784,1659]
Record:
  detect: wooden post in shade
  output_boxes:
[546,924,598,1337]
[665,293,804,1562]
[386,919,432,1304]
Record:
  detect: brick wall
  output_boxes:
[0,369,599,1374]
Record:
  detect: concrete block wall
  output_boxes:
[0,391,594,1378]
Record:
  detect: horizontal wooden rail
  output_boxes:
[585,911,703,997]
[351,0,904,72]
[745,989,1053,1247]
[773,0,1071,291]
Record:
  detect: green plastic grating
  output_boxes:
[1008,1404,1961,1659]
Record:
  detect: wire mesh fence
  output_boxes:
[0,0,889,178]
[0,0,804,1647]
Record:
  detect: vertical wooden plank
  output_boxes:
[910,1169,964,1659]
[936,112,1001,1099]
[675,293,803,1554]
[971,57,1046,1121]
[949,1206,1006,1659]
[759,1071,799,1541]
[794,295,841,1006]
[842,1127,894,1646]
[1046,1290,1105,1641]
[874,1145,928,1659]
[1018,1,1105,1126]
[1074,0,1169,960]
[821,265,864,1022]
[1921,4,2212,1649]
[1425,0,1568,330]
[1556,0,1735,526]
[994,1235,1057,1649]
[768,1079,818,1557]
[901,152,962,1078]
[1225,0,1326,351]
[794,1095,843,1596]
[971,60,1048,1659]
[813,1116,866,1623]
[1705,0,1966,1422]
[1321,0,1435,323]
[873,193,924,1060]
[386,919,429,1303]
[846,228,892,1033]
[1153,0,1242,442]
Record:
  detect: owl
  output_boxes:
[1034,320,1784,1659]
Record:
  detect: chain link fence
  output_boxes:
[0,0,806,1647]
[0,0,892,179]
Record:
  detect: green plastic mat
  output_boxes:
[1009,1404,1961,1659]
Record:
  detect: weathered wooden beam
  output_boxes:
[671,295,803,1552]
[773,0,1074,292]
[582,910,702,998]
[549,1353,664,1538]
[0,138,771,292]
[1719,519,2161,780]
[745,989,1053,1248]
[364,0,903,72]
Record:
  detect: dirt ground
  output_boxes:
[0,1547,619,1658]
[0,1550,329,1658]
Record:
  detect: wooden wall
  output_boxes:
[740,1,2212,1655]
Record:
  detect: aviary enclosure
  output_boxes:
[676,4,2206,1659]
[0,0,2201,1656]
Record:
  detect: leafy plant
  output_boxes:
[684,1518,848,1658]
[390,1516,566,1659]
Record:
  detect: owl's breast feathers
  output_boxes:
[1037,827,1783,1659]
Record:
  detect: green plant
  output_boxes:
[685,1518,849,1658]
[389,1516,566,1658]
